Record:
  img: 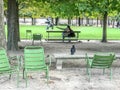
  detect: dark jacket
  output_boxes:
[68,30,75,37]
[62,25,75,37]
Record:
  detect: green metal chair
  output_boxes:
[22,46,51,87]
[85,52,115,81]
[32,33,43,45]
[0,47,19,87]
[26,30,32,40]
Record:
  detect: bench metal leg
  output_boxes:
[56,59,62,70]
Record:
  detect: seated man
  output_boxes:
[62,25,75,42]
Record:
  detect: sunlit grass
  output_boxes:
[5,25,120,40]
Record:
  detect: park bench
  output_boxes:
[53,54,92,70]
[53,53,120,70]
[46,30,81,42]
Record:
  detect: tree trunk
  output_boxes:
[31,18,36,25]
[0,0,6,48]
[100,19,103,27]
[81,18,83,25]
[97,17,98,27]
[16,1,20,41]
[78,17,81,26]
[24,15,26,23]
[7,0,18,50]
[55,17,59,25]
[86,17,89,26]
[108,18,110,26]
[112,20,115,28]
[68,17,71,25]
[101,11,108,42]
[91,18,93,26]
[76,16,77,26]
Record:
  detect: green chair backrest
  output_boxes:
[26,30,32,33]
[33,34,42,40]
[24,46,46,70]
[91,53,115,68]
[0,47,10,71]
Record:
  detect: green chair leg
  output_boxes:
[110,68,112,80]
[86,65,90,75]
[25,71,27,87]
[9,73,12,79]
[87,68,91,82]
[103,69,105,75]
[46,67,49,83]
[17,71,19,87]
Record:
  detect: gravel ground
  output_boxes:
[2,40,120,90]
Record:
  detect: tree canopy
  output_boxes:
[4,0,120,50]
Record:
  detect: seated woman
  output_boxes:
[62,25,75,42]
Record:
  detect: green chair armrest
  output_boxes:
[85,53,93,67]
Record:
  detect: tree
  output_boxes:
[0,0,6,48]
[7,0,19,50]
[79,0,120,42]
[52,0,120,42]
[4,0,120,50]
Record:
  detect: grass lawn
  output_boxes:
[5,25,120,40]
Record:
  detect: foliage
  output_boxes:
[4,0,120,19]
[3,0,120,50]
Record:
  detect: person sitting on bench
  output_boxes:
[62,25,75,42]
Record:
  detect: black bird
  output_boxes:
[71,45,76,55]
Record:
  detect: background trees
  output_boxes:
[3,0,120,50]
[85,0,120,42]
